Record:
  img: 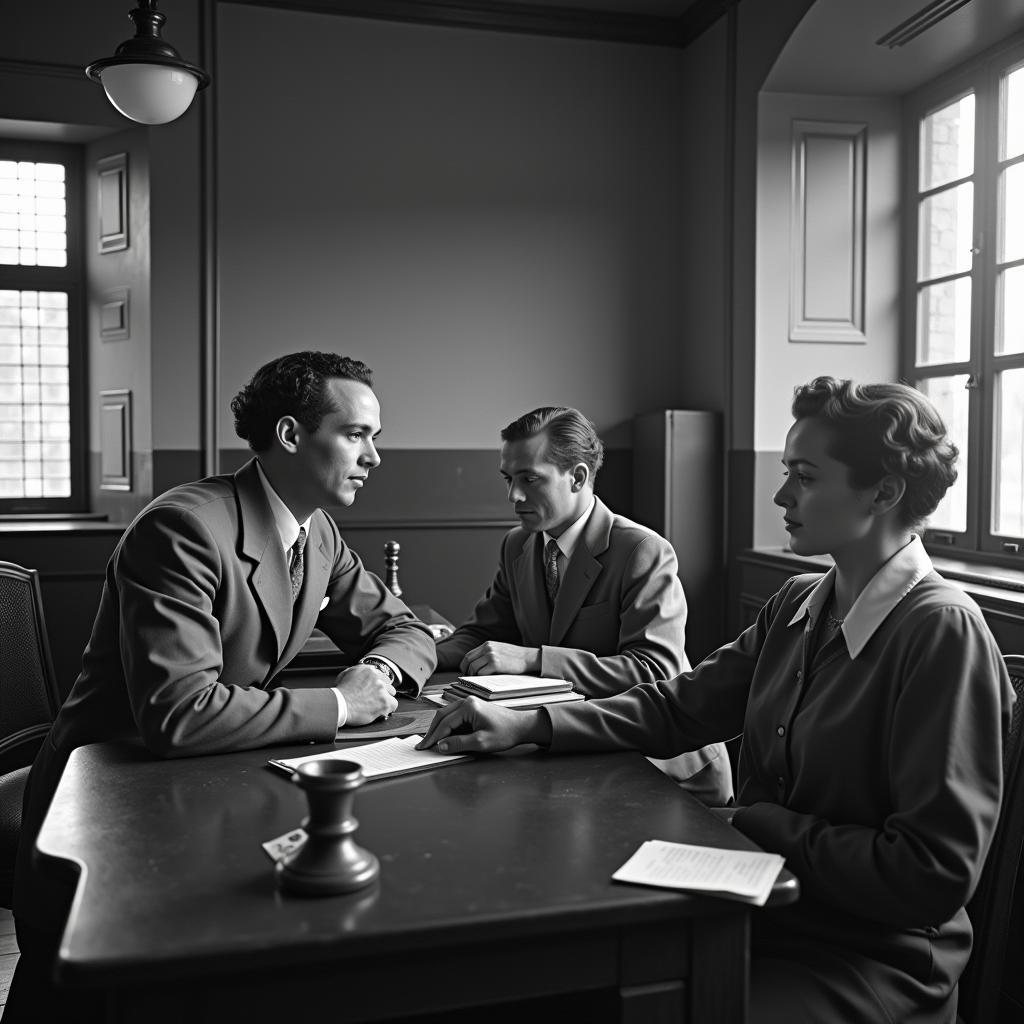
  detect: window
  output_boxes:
[906,38,1024,560]
[0,141,84,514]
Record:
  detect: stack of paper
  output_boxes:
[612,839,786,906]
[425,690,584,710]
[437,674,583,709]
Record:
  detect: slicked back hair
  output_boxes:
[500,406,605,479]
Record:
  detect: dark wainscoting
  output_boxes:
[220,446,633,628]
[0,523,123,700]
[0,448,635,701]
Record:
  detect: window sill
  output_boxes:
[0,513,119,534]
[740,546,1024,607]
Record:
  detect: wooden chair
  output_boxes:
[0,561,60,909]
[956,653,1024,1023]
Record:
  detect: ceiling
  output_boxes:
[392,0,1024,94]
[766,0,1024,96]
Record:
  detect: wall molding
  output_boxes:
[99,389,132,491]
[0,58,84,79]
[789,119,867,344]
[100,287,130,341]
[96,152,129,254]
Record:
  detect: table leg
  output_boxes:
[690,912,750,1023]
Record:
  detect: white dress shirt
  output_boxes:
[542,496,597,581]
[255,461,349,728]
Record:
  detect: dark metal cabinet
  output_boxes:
[633,410,724,664]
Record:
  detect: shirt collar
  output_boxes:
[544,496,596,562]
[786,534,933,658]
[255,459,311,553]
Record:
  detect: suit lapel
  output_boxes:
[513,532,554,646]
[236,459,292,662]
[549,498,611,646]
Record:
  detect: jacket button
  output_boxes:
[777,725,785,737]
[776,775,785,788]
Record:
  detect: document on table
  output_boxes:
[267,734,471,779]
[612,839,785,906]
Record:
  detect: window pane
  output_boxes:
[994,368,1024,536]
[917,277,972,364]
[918,376,969,532]
[1001,161,1024,262]
[920,93,975,190]
[0,161,67,268]
[0,289,72,498]
[1005,63,1024,160]
[997,265,1024,355]
[918,183,974,280]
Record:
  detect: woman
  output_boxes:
[419,376,1014,1023]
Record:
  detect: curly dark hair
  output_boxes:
[791,376,958,527]
[500,406,605,479]
[231,351,373,453]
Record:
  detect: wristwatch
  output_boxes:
[359,656,398,685]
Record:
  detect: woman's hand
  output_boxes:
[416,697,551,753]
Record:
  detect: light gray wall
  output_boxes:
[215,6,706,450]
[752,90,901,546]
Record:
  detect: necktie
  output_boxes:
[544,538,560,604]
[289,527,307,600]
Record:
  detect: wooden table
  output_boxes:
[36,706,798,1023]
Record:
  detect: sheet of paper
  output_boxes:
[612,839,785,906]
[269,735,470,778]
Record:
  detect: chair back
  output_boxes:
[0,560,60,776]
[957,653,1024,1023]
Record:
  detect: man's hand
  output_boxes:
[334,664,398,726]
[416,697,550,753]
[459,641,541,676]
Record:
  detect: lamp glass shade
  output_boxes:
[99,63,200,125]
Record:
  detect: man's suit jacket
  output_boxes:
[436,497,730,795]
[16,457,436,932]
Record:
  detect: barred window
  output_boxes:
[0,142,83,513]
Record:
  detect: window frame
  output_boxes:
[903,33,1024,566]
[0,139,86,515]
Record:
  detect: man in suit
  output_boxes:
[435,406,731,805]
[7,351,436,1023]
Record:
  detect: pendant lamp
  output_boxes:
[86,0,211,125]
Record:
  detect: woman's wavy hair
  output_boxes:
[231,351,373,452]
[791,376,958,528]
